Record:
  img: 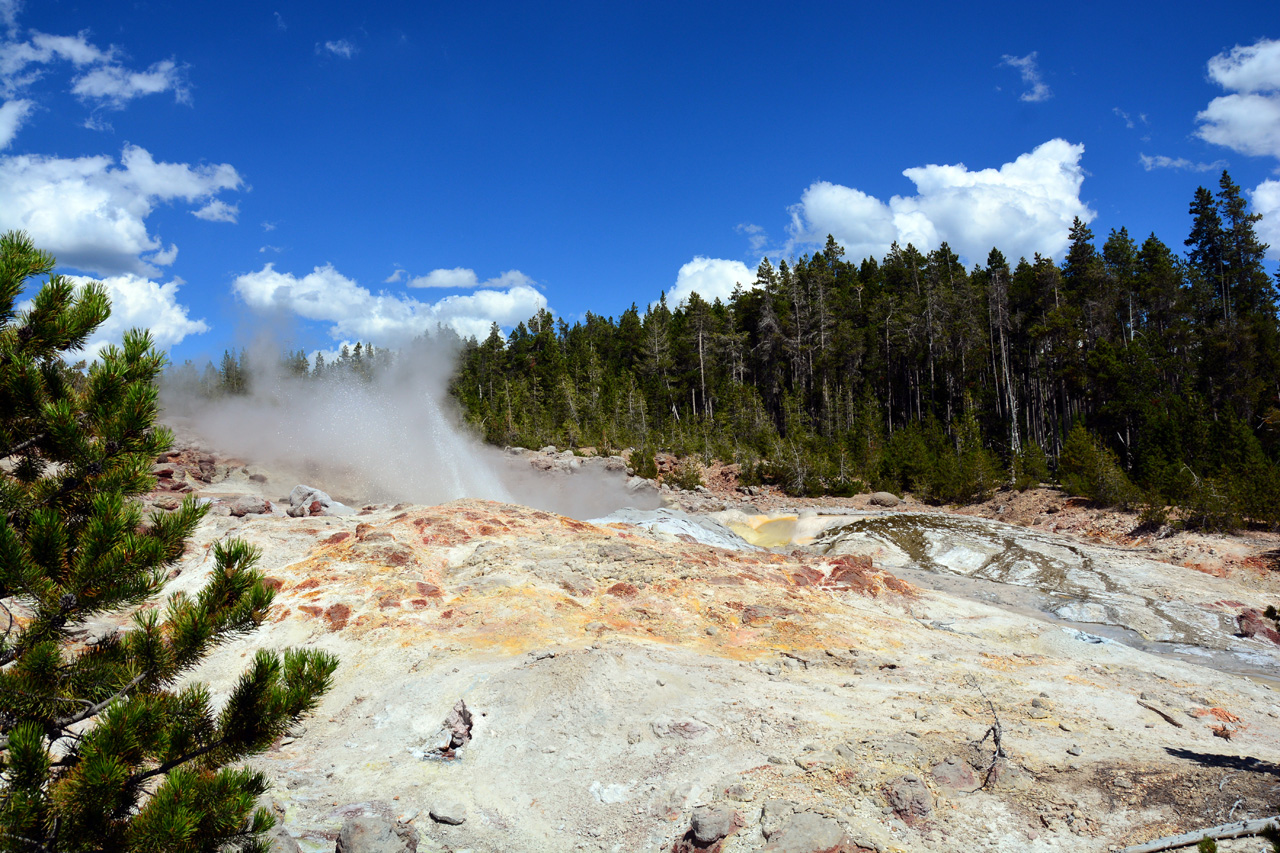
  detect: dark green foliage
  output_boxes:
[1012,442,1050,491]
[1057,424,1141,508]
[440,174,1280,526]
[0,232,338,852]
[1197,836,1217,853]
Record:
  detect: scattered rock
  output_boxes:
[868,491,900,507]
[691,805,737,844]
[763,812,856,852]
[335,816,419,853]
[930,755,978,791]
[885,774,933,825]
[229,496,272,517]
[1238,608,1280,644]
[287,484,355,517]
[264,825,302,853]
[428,801,466,825]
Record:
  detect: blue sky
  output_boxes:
[2,1,1278,365]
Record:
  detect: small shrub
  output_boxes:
[1011,441,1050,491]
[1057,424,1141,508]
[669,459,705,491]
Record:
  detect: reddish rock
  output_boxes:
[607,582,640,598]
[415,582,443,597]
[1238,608,1280,644]
[321,532,351,546]
[324,603,352,630]
[740,605,795,625]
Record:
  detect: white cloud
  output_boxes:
[274,12,287,31]
[787,138,1092,264]
[1253,179,1280,259]
[1113,107,1135,129]
[149,243,177,266]
[192,198,239,223]
[232,263,548,344]
[0,0,20,32]
[71,58,188,108]
[736,222,768,253]
[1000,52,1051,102]
[666,257,757,307]
[0,143,243,275]
[318,40,355,59]
[409,267,478,289]
[1196,38,1280,159]
[61,272,209,359]
[0,97,31,148]
[0,31,112,93]
[1206,38,1280,95]
[1139,153,1227,172]
[406,267,535,289]
[384,268,405,283]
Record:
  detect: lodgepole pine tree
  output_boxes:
[0,232,338,852]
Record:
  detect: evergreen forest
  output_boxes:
[181,173,1280,531]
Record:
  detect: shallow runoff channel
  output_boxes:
[704,508,1280,687]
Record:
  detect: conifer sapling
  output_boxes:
[0,231,338,852]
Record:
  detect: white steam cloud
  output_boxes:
[166,339,656,519]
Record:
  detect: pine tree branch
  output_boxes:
[128,734,231,786]
[0,672,145,749]
[0,431,47,460]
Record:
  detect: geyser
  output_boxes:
[162,337,651,518]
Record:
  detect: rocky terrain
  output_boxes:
[107,440,1280,852]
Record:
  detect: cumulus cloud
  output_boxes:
[1196,38,1280,159]
[0,97,31,148]
[1139,153,1227,172]
[666,257,757,307]
[1000,52,1051,102]
[59,272,209,358]
[192,198,239,223]
[1254,179,1280,258]
[71,58,188,108]
[318,39,355,58]
[232,263,548,344]
[787,138,1092,264]
[407,267,534,289]
[0,143,243,275]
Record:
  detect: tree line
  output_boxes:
[449,172,1280,529]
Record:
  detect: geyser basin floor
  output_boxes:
[160,498,1280,853]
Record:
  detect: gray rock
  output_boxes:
[868,491,900,507]
[885,774,933,825]
[264,825,302,853]
[930,755,978,791]
[428,801,467,825]
[763,812,850,852]
[288,484,355,517]
[335,816,419,853]
[1067,744,1083,756]
[229,496,272,517]
[691,805,736,844]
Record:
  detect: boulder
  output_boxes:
[1238,608,1280,644]
[288,484,355,517]
[868,491,900,507]
[229,496,272,517]
[763,812,854,852]
[691,805,736,844]
[264,825,302,853]
[885,774,933,825]
[335,816,419,853]
[428,800,467,825]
